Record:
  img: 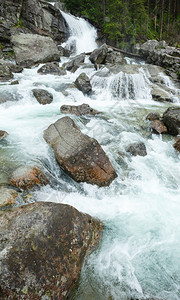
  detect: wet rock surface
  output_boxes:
[10,166,49,190]
[44,117,117,186]
[0,201,103,299]
[63,53,86,72]
[0,188,18,210]
[146,112,161,121]
[150,120,167,134]
[37,62,66,76]
[11,33,60,66]
[0,130,8,140]
[89,44,108,65]
[75,73,92,95]
[163,107,180,136]
[32,89,53,105]
[151,87,172,102]
[174,137,180,152]
[60,103,100,116]
[126,142,147,157]
[0,60,13,81]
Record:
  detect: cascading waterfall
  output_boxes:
[60,10,98,55]
[0,9,180,300]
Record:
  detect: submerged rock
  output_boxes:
[44,117,117,186]
[37,62,66,76]
[0,201,103,299]
[10,166,49,190]
[0,130,8,141]
[60,103,100,116]
[63,53,86,72]
[75,73,92,95]
[163,107,180,136]
[146,112,160,121]
[11,33,60,66]
[0,188,18,210]
[126,142,147,157]
[32,89,53,105]
[150,120,167,134]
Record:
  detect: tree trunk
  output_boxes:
[166,0,171,37]
[102,0,106,23]
[155,0,158,32]
[159,0,164,40]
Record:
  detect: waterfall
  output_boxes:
[0,8,180,300]
[60,10,98,55]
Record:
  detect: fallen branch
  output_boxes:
[86,45,142,59]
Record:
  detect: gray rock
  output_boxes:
[151,87,172,102]
[43,117,117,186]
[0,61,13,81]
[32,89,53,105]
[126,142,147,156]
[11,33,60,66]
[11,80,19,85]
[63,53,86,72]
[60,103,100,116]
[174,137,180,152]
[105,49,125,64]
[0,201,102,299]
[163,107,180,136]
[57,45,71,57]
[89,44,108,64]
[37,62,66,76]
[146,112,161,121]
[75,73,92,95]
[0,130,8,140]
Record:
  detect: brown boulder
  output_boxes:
[174,137,180,152]
[163,107,180,136]
[43,117,117,186]
[0,130,8,140]
[0,202,103,299]
[10,166,49,190]
[60,103,100,116]
[150,120,167,134]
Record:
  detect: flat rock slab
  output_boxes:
[60,103,100,116]
[11,33,60,66]
[0,202,103,299]
[44,117,117,186]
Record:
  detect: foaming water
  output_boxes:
[0,12,180,300]
[60,10,97,55]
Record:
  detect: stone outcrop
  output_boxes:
[75,73,92,95]
[0,0,68,43]
[134,40,180,78]
[37,62,66,76]
[151,87,172,102]
[0,60,13,81]
[11,33,60,66]
[32,89,53,105]
[60,103,100,116]
[163,107,180,136]
[0,201,102,299]
[126,142,147,157]
[63,53,86,72]
[43,117,117,186]
[89,44,108,65]
[0,130,8,140]
[10,166,49,190]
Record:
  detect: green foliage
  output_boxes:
[15,18,24,28]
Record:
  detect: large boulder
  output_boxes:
[0,201,102,299]
[0,0,68,43]
[60,103,100,116]
[63,53,86,72]
[105,49,125,64]
[89,44,108,65]
[32,89,53,105]
[10,166,49,190]
[75,73,92,95]
[37,62,66,75]
[163,107,180,136]
[11,33,60,66]
[43,117,117,186]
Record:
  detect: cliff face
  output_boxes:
[0,0,68,46]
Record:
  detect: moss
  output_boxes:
[14,18,24,28]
